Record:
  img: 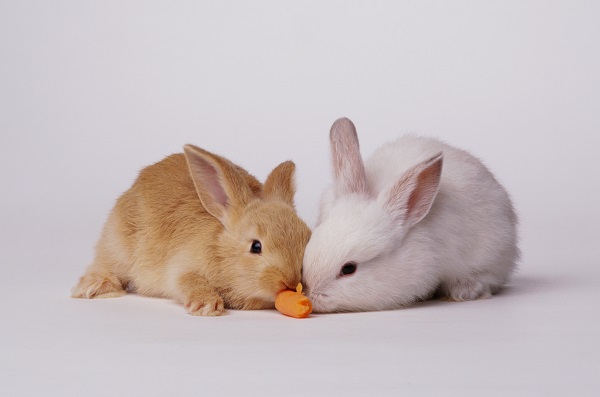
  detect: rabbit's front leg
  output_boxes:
[176,272,225,316]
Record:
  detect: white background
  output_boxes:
[1,1,599,395]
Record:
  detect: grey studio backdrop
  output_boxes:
[1,1,599,396]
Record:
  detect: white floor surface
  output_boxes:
[2,260,598,396]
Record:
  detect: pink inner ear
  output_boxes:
[383,153,443,227]
[203,163,229,209]
[406,164,441,222]
[189,156,229,209]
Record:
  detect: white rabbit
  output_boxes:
[302,118,519,312]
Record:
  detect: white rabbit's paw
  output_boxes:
[444,278,493,302]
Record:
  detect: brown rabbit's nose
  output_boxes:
[283,276,301,291]
[282,281,296,291]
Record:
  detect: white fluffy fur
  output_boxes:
[303,118,520,312]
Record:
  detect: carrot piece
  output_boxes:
[275,283,313,318]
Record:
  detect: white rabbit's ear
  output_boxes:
[183,144,254,223]
[379,152,443,229]
[330,118,368,197]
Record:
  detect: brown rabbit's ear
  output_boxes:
[183,144,254,223]
[330,117,368,197]
[263,161,296,207]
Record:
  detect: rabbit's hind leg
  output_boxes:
[440,274,501,302]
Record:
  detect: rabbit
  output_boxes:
[72,144,312,316]
[302,118,520,313]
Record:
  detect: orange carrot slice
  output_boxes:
[275,283,313,318]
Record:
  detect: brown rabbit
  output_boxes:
[72,144,311,316]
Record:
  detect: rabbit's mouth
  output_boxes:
[306,291,331,313]
[303,284,328,299]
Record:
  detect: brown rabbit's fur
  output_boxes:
[72,145,311,316]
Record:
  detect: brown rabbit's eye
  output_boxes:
[250,240,262,254]
[340,262,357,276]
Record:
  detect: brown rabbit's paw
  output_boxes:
[71,274,126,299]
[184,296,225,316]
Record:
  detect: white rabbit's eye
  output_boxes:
[250,240,262,254]
[340,262,357,276]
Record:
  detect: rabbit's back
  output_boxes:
[119,154,262,245]
[117,154,213,260]
[365,136,489,194]
[366,136,519,291]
